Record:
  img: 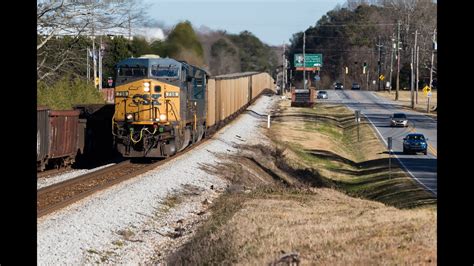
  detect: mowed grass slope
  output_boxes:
[271,100,436,208]
[160,99,436,265]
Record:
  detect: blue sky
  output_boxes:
[143,0,347,46]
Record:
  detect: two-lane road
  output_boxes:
[320,90,437,196]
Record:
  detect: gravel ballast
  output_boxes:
[37,94,278,264]
[37,164,116,190]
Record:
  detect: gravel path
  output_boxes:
[37,164,116,190]
[37,94,278,264]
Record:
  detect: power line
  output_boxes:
[309,23,397,27]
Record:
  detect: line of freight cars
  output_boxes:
[112,55,275,158]
[37,69,275,170]
[37,104,119,171]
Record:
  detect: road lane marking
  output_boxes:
[360,112,437,196]
[343,91,437,196]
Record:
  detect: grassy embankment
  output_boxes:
[160,98,436,265]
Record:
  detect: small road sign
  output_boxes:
[423,85,431,96]
[379,74,385,80]
[427,91,432,97]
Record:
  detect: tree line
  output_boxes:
[286,0,437,92]
[37,0,279,109]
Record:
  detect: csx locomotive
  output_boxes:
[113,55,275,158]
[113,55,208,157]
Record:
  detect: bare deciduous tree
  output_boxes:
[37,0,147,84]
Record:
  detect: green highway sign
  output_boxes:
[294,53,322,68]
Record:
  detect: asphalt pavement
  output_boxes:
[317,90,437,196]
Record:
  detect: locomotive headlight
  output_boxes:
[159,114,167,121]
[126,113,133,120]
[143,82,150,92]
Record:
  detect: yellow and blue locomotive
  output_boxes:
[113,55,208,157]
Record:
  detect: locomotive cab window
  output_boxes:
[117,67,147,77]
[193,76,205,100]
[151,65,180,78]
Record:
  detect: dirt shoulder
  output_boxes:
[374,90,437,118]
[159,98,436,264]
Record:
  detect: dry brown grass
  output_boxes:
[374,90,437,116]
[221,190,436,265]
[160,99,436,264]
[165,162,436,265]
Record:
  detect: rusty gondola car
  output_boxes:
[37,107,81,171]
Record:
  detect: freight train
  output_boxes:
[37,104,117,171]
[113,55,275,158]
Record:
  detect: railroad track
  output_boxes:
[37,94,272,219]
[37,139,209,218]
[37,167,74,179]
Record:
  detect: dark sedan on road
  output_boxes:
[403,133,428,155]
[351,83,361,90]
[390,113,408,127]
[317,90,328,99]
[334,82,343,90]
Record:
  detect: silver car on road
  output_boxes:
[390,113,408,127]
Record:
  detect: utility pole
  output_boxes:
[416,45,419,104]
[86,47,90,83]
[282,42,286,93]
[128,13,132,40]
[410,47,414,109]
[303,31,306,91]
[98,36,103,90]
[367,69,370,91]
[414,29,419,104]
[396,20,401,100]
[377,36,383,91]
[389,35,395,93]
[91,7,98,90]
[92,39,97,89]
[429,28,437,91]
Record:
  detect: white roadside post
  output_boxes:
[388,137,392,179]
[355,110,360,142]
[427,92,432,113]
[267,114,271,128]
